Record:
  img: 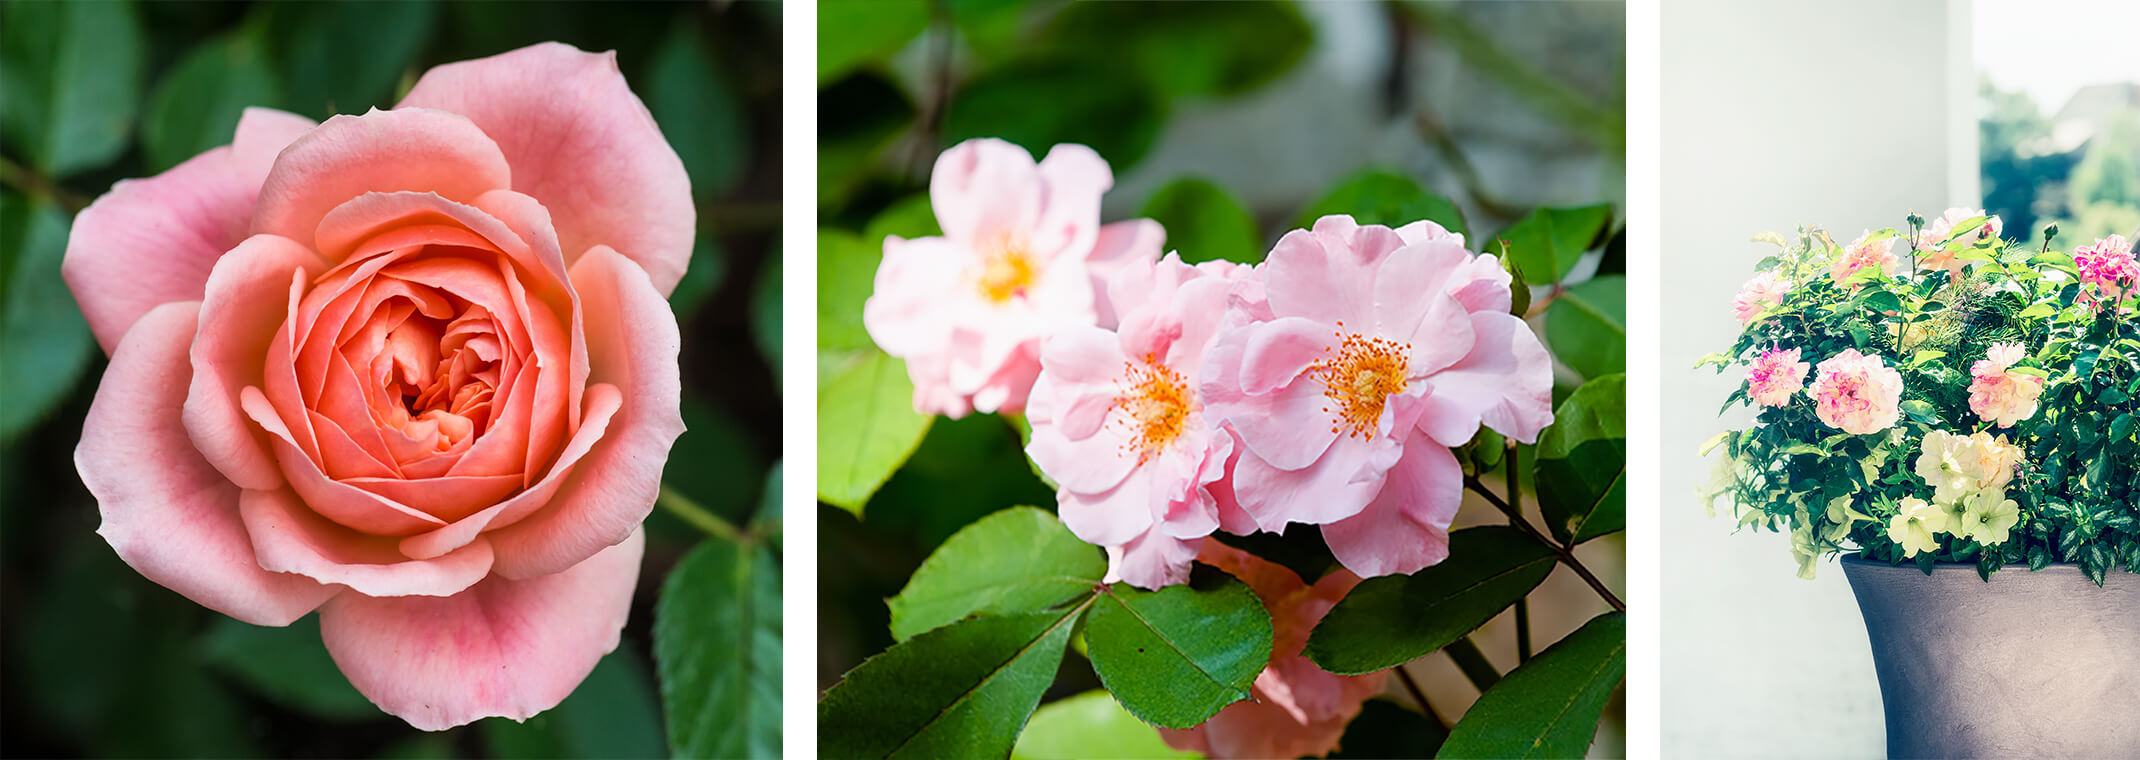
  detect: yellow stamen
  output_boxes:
[1309,322,1410,439]
[1113,353,1191,463]
[977,239,1038,303]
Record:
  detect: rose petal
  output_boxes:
[243,387,452,536]
[1028,144,1111,262]
[398,43,694,296]
[321,529,642,731]
[1230,436,1387,531]
[79,302,339,625]
[1103,527,1202,591]
[1417,311,1555,445]
[928,138,1042,246]
[1321,442,1462,577]
[1263,216,1400,328]
[186,234,329,491]
[398,383,621,560]
[240,487,494,598]
[253,108,513,253]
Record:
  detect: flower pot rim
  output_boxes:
[1837,551,2098,576]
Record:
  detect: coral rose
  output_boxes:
[62,43,690,730]
[1808,349,1901,434]
[1967,342,2043,428]
[1828,231,1897,287]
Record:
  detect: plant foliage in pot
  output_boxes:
[1699,211,2140,757]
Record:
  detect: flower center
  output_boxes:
[1309,325,1411,439]
[977,239,1038,304]
[372,308,501,452]
[1112,353,1191,463]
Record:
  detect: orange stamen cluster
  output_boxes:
[1308,322,1410,439]
[1111,353,1191,464]
[977,238,1038,303]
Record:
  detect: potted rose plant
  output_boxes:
[1699,210,2140,757]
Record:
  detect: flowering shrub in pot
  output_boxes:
[1699,210,2140,756]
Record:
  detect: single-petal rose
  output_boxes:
[1746,346,1809,407]
[63,43,688,730]
[1158,541,1387,759]
[1201,215,1552,578]
[1916,207,2001,276]
[862,139,1163,418]
[1968,341,2043,428]
[1026,254,1250,589]
[1732,271,1789,325]
[1807,349,1901,434]
[1828,231,1897,288]
[2074,234,2139,310]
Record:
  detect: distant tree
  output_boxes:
[1978,77,2076,245]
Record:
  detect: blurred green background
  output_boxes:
[816,1,1626,756]
[1980,77,2140,250]
[0,1,781,757]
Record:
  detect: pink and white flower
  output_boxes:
[2074,234,2139,311]
[1917,207,2002,276]
[863,139,1161,418]
[1024,254,1254,589]
[1968,342,2043,428]
[1828,232,1897,288]
[1809,349,1902,434]
[1199,215,1552,578]
[1747,346,1810,407]
[1732,271,1789,325]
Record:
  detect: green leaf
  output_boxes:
[654,537,782,759]
[1545,275,1626,380]
[817,0,930,86]
[664,395,772,525]
[943,57,1166,171]
[1139,177,1260,264]
[667,232,726,324]
[1012,690,1198,760]
[817,350,934,512]
[818,229,881,352]
[198,615,374,720]
[1899,399,1941,425]
[1534,374,1627,544]
[1084,572,1274,729]
[1331,698,1448,759]
[0,0,143,177]
[1043,0,1311,98]
[141,31,280,173]
[1436,612,1626,760]
[646,18,749,201]
[1295,169,1468,240]
[888,506,1105,641]
[1305,526,1557,675]
[482,647,668,759]
[817,72,915,208]
[820,608,1084,759]
[863,194,944,244]
[0,194,96,440]
[260,0,436,118]
[1492,205,1613,283]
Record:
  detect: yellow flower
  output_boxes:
[1887,497,1947,557]
[1959,490,2021,545]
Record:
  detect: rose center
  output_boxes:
[1112,354,1191,463]
[370,308,502,452]
[1310,327,1410,439]
[977,239,1038,304]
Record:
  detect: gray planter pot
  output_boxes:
[1840,554,2140,759]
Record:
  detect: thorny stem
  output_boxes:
[1463,475,1626,612]
[658,484,746,543]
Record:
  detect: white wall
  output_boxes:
[1661,0,1964,756]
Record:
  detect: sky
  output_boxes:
[1975,0,2140,113]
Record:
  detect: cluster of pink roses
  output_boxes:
[2074,234,2139,310]
[1745,341,2042,433]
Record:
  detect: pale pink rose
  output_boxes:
[1917,207,2002,276]
[1829,232,1897,287]
[1159,542,1388,760]
[2074,235,2139,310]
[1809,349,1903,434]
[1732,271,1789,325]
[1968,342,2043,428]
[1025,254,1255,589]
[1747,346,1810,407]
[862,139,1161,418]
[61,43,690,730]
[1200,216,1553,578]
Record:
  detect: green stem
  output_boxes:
[1442,636,1501,692]
[1392,664,1447,730]
[1464,476,1626,612]
[1515,598,1532,664]
[658,485,745,542]
[0,156,89,213]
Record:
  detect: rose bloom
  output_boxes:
[1201,215,1552,578]
[1808,349,1902,434]
[1968,342,2043,428]
[1159,542,1387,759]
[1025,253,1253,589]
[63,44,689,730]
[1828,231,1897,287]
[1917,207,2001,276]
[1913,430,2022,504]
[1731,271,1789,325]
[863,139,1161,418]
[1746,346,1810,407]
[2074,234,2139,310]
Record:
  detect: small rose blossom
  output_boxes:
[863,139,1161,418]
[1200,216,1553,578]
[63,44,690,730]
[1732,271,1789,325]
[1967,342,2043,428]
[1828,232,1897,287]
[1917,207,2001,276]
[1808,349,1902,434]
[2074,234,2139,310]
[1158,542,1387,760]
[1746,346,1810,407]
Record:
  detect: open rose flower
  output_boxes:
[63,43,689,730]
[2074,234,2138,310]
[1808,349,1901,434]
[1159,542,1387,759]
[1828,231,1897,288]
[863,139,1161,417]
[1746,346,1809,407]
[1968,342,2043,428]
[1201,215,1552,578]
[1917,207,2001,276]
[1732,271,1788,325]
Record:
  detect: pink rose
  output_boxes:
[1918,207,2002,275]
[1159,542,1387,759]
[1201,216,1553,578]
[1025,254,1254,589]
[1747,346,1809,407]
[862,139,1162,418]
[1968,342,2043,428]
[1828,231,1897,287]
[2074,235,2138,310]
[1809,349,1902,434]
[62,43,690,730]
[1732,271,1789,325]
